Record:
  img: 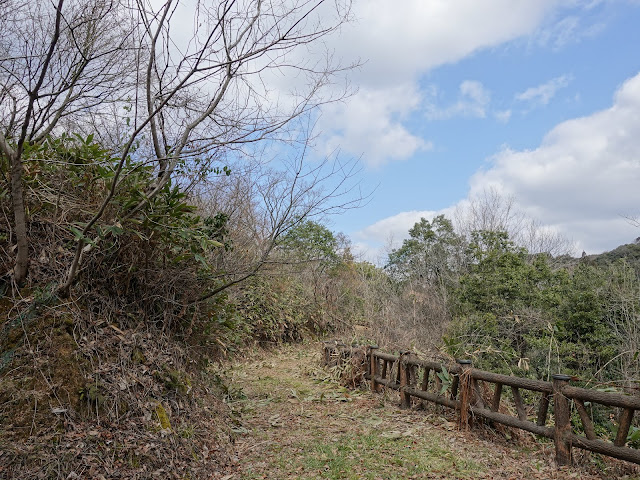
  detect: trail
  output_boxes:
[223,343,634,480]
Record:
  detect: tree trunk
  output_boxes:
[10,152,29,285]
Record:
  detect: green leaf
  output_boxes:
[69,226,98,247]
[194,253,209,269]
[69,226,85,240]
[436,366,452,395]
[103,225,124,236]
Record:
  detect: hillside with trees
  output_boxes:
[384,200,640,386]
[0,0,367,476]
[2,1,640,478]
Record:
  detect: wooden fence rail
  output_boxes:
[322,341,640,467]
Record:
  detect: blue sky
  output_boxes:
[305,0,640,262]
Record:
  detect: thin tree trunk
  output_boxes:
[10,152,28,285]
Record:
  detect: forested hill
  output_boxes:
[588,240,640,269]
[550,240,640,271]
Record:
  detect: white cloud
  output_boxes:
[337,0,564,87]
[535,15,581,49]
[354,72,640,261]
[515,74,573,106]
[318,83,431,166]
[426,81,491,120]
[534,14,606,50]
[314,0,574,167]
[355,210,437,245]
[471,72,640,252]
[494,110,513,123]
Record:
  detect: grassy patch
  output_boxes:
[229,349,484,478]
[228,346,640,480]
[241,431,482,479]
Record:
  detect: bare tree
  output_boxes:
[189,138,363,302]
[454,188,524,239]
[0,0,133,285]
[55,0,356,296]
[1,0,356,293]
[454,188,574,257]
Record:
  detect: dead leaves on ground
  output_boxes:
[225,345,640,480]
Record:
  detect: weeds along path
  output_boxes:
[224,344,626,480]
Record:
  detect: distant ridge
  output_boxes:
[585,241,640,273]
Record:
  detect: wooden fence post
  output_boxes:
[365,345,371,377]
[400,351,412,409]
[452,359,470,399]
[553,374,573,466]
[336,343,346,367]
[369,345,379,393]
[323,341,336,366]
[537,392,550,427]
[457,359,472,430]
[322,341,330,366]
[615,407,635,447]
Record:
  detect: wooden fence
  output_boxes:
[323,341,640,467]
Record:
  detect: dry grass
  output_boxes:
[223,343,639,479]
[0,301,236,479]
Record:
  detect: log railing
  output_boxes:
[322,341,640,467]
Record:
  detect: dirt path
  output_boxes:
[222,343,638,480]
